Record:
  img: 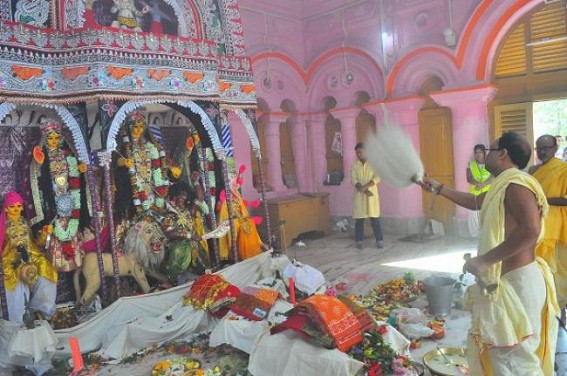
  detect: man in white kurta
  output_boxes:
[421,132,558,375]
[351,142,383,249]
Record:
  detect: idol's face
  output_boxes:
[5,202,23,221]
[130,120,145,140]
[172,192,188,208]
[46,132,61,150]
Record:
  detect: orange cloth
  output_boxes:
[296,295,362,352]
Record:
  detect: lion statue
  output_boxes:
[123,218,168,282]
[73,252,150,305]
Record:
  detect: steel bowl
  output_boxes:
[422,347,468,376]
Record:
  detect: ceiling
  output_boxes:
[238,0,368,21]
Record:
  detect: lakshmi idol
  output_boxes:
[29,119,90,272]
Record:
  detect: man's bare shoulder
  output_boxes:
[504,183,541,220]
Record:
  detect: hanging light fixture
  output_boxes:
[341,10,354,85]
[262,13,272,89]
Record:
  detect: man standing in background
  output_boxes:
[555,135,564,158]
[530,134,567,310]
[351,142,384,249]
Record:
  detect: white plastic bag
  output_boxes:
[283,262,325,295]
[395,307,434,339]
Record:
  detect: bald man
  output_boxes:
[530,134,567,308]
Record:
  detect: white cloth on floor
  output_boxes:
[248,321,409,376]
[209,300,294,354]
[0,319,57,374]
[52,252,273,360]
[248,331,365,376]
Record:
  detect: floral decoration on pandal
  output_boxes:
[49,306,79,330]
[348,325,420,376]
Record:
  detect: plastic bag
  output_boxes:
[283,261,325,295]
[395,307,434,339]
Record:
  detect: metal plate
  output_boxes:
[422,347,468,376]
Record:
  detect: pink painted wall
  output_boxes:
[232,0,546,222]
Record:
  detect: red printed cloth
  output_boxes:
[183,274,240,317]
[230,286,280,321]
[271,295,365,352]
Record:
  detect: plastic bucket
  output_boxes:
[424,276,455,316]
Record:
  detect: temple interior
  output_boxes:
[0,0,566,375]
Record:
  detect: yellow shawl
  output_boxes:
[466,168,557,375]
[533,157,567,269]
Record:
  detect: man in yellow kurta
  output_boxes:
[421,132,558,375]
[530,134,567,307]
[351,142,383,249]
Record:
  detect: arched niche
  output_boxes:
[457,0,543,81]
[279,99,297,189]
[419,76,445,109]
[388,49,457,97]
[322,96,342,177]
[0,103,89,163]
[250,98,270,191]
[106,100,222,155]
[308,51,384,110]
[252,57,305,113]
[0,103,91,207]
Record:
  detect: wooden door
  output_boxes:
[419,107,455,228]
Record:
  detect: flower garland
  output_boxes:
[123,134,168,215]
[51,149,82,261]
[152,358,222,376]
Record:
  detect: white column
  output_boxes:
[431,85,497,218]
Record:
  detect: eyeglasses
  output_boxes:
[534,146,555,151]
[486,148,502,152]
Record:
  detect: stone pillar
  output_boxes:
[307,112,328,191]
[264,112,289,193]
[328,108,361,185]
[288,113,310,193]
[430,85,497,218]
[364,97,425,232]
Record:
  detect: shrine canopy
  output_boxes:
[0,0,257,109]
